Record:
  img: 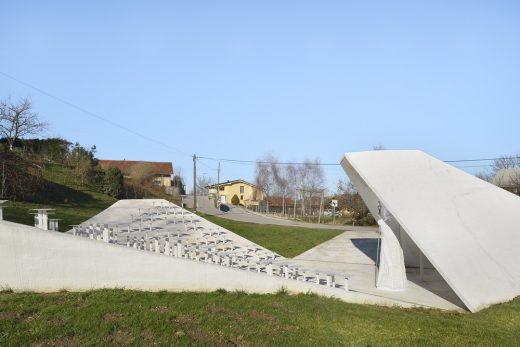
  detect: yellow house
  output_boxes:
[207,179,264,206]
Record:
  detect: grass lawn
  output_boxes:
[3,194,116,232]
[1,289,519,346]
[3,163,116,231]
[199,213,343,258]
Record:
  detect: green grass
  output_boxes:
[1,289,519,346]
[199,213,344,258]
[3,163,116,231]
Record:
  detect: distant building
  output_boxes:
[99,160,174,187]
[206,179,264,206]
[493,168,520,194]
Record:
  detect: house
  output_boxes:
[492,168,520,194]
[99,160,174,187]
[206,179,264,206]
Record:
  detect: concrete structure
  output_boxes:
[99,160,174,187]
[292,230,464,311]
[0,199,418,309]
[30,209,55,231]
[207,179,263,206]
[341,150,520,312]
[0,200,7,220]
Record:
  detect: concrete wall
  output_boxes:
[341,150,520,312]
[0,220,411,308]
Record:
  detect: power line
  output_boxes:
[0,70,191,158]
[2,71,518,168]
[198,156,340,166]
[198,155,520,167]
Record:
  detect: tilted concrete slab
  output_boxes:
[341,150,520,312]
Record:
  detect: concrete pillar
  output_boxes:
[164,241,170,256]
[41,211,48,230]
[344,276,350,291]
[326,274,335,288]
[315,273,320,285]
[154,238,160,253]
[419,252,424,282]
[103,226,109,243]
[283,266,289,279]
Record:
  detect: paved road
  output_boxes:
[185,195,376,232]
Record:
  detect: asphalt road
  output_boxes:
[184,195,376,232]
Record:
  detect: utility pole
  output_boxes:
[318,190,324,224]
[293,191,297,219]
[217,161,220,209]
[193,154,197,213]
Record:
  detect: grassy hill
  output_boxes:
[3,163,117,231]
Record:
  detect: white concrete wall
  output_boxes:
[341,150,520,312]
[0,220,412,308]
[342,160,431,268]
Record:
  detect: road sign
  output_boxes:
[331,199,338,207]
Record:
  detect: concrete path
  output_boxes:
[292,231,466,311]
[185,195,376,232]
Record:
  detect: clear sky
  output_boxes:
[1,1,519,192]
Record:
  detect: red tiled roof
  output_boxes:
[99,160,173,176]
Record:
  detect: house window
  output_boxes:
[219,186,225,191]
[240,186,244,194]
[240,195,244,200]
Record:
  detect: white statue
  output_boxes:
[376,216,407,290]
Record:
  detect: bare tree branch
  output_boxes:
[0,96,47,150]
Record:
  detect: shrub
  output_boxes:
[231,194,240,205]
[103,167,124,198]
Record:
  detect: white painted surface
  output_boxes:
[341,150,520,312]
[376,219,407,290]
[0,220,414,308]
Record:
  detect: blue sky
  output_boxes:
[1,1,519,191]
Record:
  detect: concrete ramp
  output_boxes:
[341,150,520,312]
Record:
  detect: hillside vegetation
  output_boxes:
[3,163,116,231]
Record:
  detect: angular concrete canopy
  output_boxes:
[341,150,520,312]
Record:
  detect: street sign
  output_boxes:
[331,199,338,207]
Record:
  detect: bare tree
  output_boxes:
[270,159,290,215]
[336,179,373,225]
[476,153,520,186]
[491,154,520,175]
[475,171,493,183]
[0,97,47,150]
[196,175,213,195]
[255,154,277,212]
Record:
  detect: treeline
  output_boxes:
[253,153,374,225]
[0,137,124,201]
[0,137,183,202]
